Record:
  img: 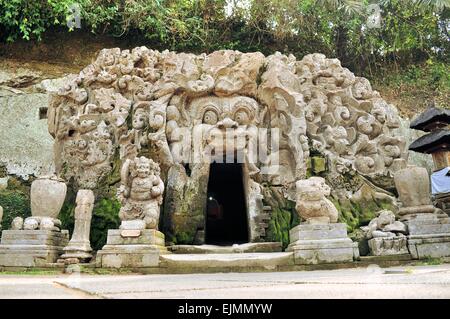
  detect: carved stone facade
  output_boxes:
[48,48,407,244]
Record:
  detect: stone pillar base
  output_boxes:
[97,229,168,268]
[368,237,408,256]
[405,214,450,259]
[0,230,69,267]
[286,223,358,265]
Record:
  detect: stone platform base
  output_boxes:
[368,237,409,256]
[408,235,450,259]
[405,214,450,259]
[168,242,282,254]
[0,230,69,267]
[97,229,168,268]
[287,223,358,265]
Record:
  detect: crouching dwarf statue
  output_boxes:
[117,156,164,229]
[295,177,339,224]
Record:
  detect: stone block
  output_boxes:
[105,229,165,246]
[97,229,168,268]
[407,236,450,259]
[403,213,450,259]
[0,230,68,267]
[368,237,409,256]
[98,245,160,268]
[290,246,355,265]
[289,223,347,241]
[287,223,357,264]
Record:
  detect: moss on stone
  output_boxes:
[264,186,299,250]
[311,156,327,174]
[333,193,396,234]
[174,231,197,245]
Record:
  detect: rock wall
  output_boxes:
[0,61,76,180]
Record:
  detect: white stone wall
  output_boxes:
[0,63,74,180]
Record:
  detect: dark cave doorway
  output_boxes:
[205,162,249,245]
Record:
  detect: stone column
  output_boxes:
[60,190,95,264]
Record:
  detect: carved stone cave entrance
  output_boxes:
[205,162,249,245]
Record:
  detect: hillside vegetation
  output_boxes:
[0,0,448,112]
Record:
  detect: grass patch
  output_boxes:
[412,257,443,266]
[0,269,62,275]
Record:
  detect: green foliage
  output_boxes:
[59,199,76,238]
[60,195,121,251]
[90,197,121,251]
[0,1,447,74]
[0,0,76,42]
[0,189,31,230]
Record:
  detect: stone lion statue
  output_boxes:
[295,176,339,224]
[117,156,164,229]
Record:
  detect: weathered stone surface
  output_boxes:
[393,166,450,259]
[0,230,69,267]
[295,177,338,224]
[61,189,94,262]
[120,219,146,230]
[408,236,450,259]
[98,247,160,268]
[118,156,164,229]
[11,217,23,230]
[396,117,434,173]
[0,93,54,179]
[363,210,407,242]
[23,217,39,230]
[105,229,165,246]
[0,205,3,230]
[30,176,67,218]
[405,214,450,236]
[0,177,7,190]
[48,48,407,244]
[287,223,358,264]
[168,242,282,254]
[160,252,294,269]
[22,216,61,231]
[368,237,408,256]
[290,223,347,241]
[97,229,167,268]
[394,166,435,216]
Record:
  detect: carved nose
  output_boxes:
[217,117,238,129]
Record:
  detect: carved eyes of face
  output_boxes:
[234,110,250,125]
[203,110,218,125]
[133,114,147,129]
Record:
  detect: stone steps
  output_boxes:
[160,252,294,270]
[168,242,282,254]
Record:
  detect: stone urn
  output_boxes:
[394,166,435,215]
[31,176,67,218]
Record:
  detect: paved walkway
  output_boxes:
[0,264,449,299]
